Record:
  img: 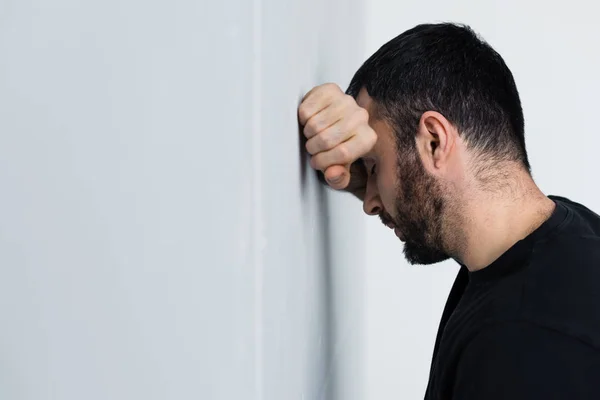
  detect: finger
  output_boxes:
[305,122,350,156]
[309,126,376,171]
[298,83,342,125]
[303,102,345,140]
[305,104,368,152]
[324,164,351,190]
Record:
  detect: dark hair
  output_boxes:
[347,23,530,173]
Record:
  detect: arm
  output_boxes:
[453,321,600,399]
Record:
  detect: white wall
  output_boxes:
[363,2,600,399]
[0,1,366,399]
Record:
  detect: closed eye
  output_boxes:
[360,157,377,177]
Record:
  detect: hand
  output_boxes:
[298,83,377,190]
[316,160,369,200]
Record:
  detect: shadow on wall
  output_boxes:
[298,112,338,399]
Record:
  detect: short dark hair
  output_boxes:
[347,23,530,173]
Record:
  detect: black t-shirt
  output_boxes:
[424,196,600,400]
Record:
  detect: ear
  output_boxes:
[415,111,456,174]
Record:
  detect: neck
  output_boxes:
[448,169,556,272]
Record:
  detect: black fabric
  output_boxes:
[424,196,600,400]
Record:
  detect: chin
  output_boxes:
[403,242,450,265]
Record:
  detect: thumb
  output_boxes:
[324,164,351,190]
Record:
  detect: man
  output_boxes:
[298,23,600,399]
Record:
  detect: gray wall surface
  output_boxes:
[0,1,365,399]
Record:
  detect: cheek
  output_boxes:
[377,169,399,216]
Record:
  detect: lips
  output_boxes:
[384,222,406,242]
[380,215,406,242]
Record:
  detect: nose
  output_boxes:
[362,177,382,216]
[363,198,382,216]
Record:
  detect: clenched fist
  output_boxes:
[298,83,377,191]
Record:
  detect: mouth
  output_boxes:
[380,215,406,242]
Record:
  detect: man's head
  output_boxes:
[350,23,529,265]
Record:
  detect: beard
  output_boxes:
[382,150,452,265]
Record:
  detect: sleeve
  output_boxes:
[452,321,600,400]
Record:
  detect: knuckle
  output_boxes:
[360,128,377,149]
[368,129,377,144]
[345,109,369,134]
[337,144,352,164]
[305,138,315,154]
[323,82,340,92]
[298,105,312,124]
[320,133,336,150]
[324,84,343,100]
[342,117,358,135]
[337,95,355,114]
[355,106,369,122]
[343,94,357,106]
[302,125,312,139]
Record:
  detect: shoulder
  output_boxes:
[521,196,600,348]
[548,195,600,239]
[529,196,600,280]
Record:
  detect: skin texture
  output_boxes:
[298,83,556,271]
